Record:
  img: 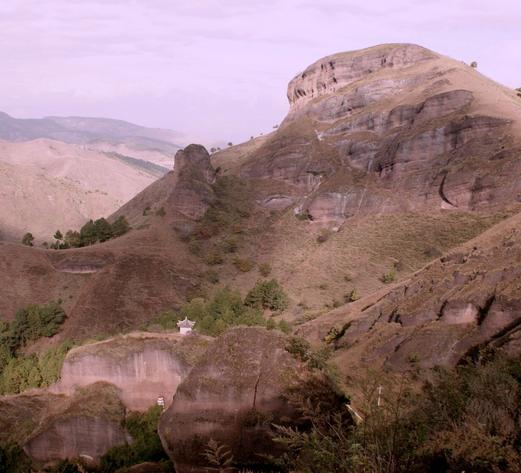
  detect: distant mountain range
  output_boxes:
[0,112,185,240]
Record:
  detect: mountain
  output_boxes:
[1,42,521,470]
[1,43,520,349]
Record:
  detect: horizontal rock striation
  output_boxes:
[53,332,210,411]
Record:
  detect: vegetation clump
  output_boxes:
[0,301,71,394]
[48,215,130,249]
[99,405,172,472]
[245,279,289,312]
[381,267,397,284]
[21,233,34,246]
[274,351,521,473]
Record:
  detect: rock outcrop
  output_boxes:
[159,327,300,473]
[53,332,210,411]
[0,383,129,467]
[298,211,521,374]
[239,43,521,227]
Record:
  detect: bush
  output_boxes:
[233,257,254,272]
[381,268,397,284]
[259,262,272,277]
[155,207,166,217]
[245,279,289,311]
[204,250,224,266]
[344,289,360,303]
[8,301,66,352]
[21,233,34,246]
[316,229,331,243]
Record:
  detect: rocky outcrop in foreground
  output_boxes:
[53,331,210,411]
[159,327,301,473]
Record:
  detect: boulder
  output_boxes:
[54,331,210,411]
[158,327,300,473]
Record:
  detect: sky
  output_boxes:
[1,0,520,144]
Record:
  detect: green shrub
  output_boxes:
[188,238,202,255]
[99,405,171,473]
[344,289,360,303]
[222,237,238,253]
[233,257,254,272]
[205,269,220,284]
[317,229,331,243]
[245,279,289,311]
[381,268,397,284]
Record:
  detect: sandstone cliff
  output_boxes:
[53,331,210,411]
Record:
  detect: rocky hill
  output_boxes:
[0,43,520,345]
[1,42,521,471]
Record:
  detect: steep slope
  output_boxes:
[0,139,163,240]
[1,43,520,348]
[0,145,215,339]
[297,209,521,377]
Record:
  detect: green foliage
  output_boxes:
[245,279,289,312]
[192,175,252,240]
[316,229,331,243]
[21,233,34,246]
[155,206,166,217]
[0,302,70,394]
[52,215,131,250]
[7,301,66,352]
[275,353,521,473]
[111,215,131,237]
[381,267,397,284]
[150,287,268,337]
[0,340,73,395]
[344,289,360,303]
[99,405,171,473]
[203,439,234,472]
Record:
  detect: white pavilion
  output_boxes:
[177,317,195,335]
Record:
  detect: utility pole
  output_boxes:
[377,385,383,407]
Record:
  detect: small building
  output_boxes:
[177,317,195,335]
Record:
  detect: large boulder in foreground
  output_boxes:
[53,331,210,411]
[158,327,300,472]
[23,383,129,466]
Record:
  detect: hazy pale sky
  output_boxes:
[1,0,520,143]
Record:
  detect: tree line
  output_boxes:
[22,215,130,249]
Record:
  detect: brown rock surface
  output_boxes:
[0,383,129,466]
[158,327,299,473]
[53,332,210,411]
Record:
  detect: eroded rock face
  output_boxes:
[287,43,437,113]
[234,43,521,227]
[54,332,210,411]
[23,383,129,466]
[159,327,299,473]
[299,213,521,374]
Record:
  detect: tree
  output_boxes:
[245,279,289,311]
[21,233,34,246]
[111,215,130,237]
[80,220,97,246]
[53,230,63,241]
[64,230,81,248]
[470,61,478,68]
[93,218,113,242]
